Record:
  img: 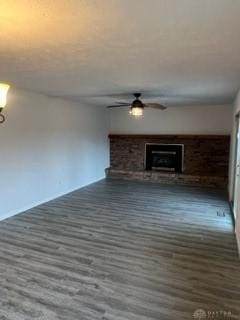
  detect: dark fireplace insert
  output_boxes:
[145,144,184,173]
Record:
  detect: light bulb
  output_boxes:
[0,83,10,110]
[131,107,143,116]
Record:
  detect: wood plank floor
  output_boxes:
[0,179,239,320]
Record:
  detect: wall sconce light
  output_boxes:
[0,83,10,124]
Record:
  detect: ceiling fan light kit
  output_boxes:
[129,107,144,116]
[129,93,144,116]
[107,92,166,117]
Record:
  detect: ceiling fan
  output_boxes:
[106,93,167,116]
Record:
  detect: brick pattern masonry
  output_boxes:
[107,134,230,189]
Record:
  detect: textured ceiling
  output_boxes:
[0,0,240,106]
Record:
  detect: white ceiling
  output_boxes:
[0,0,240,106]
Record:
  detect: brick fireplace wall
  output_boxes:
[108,134,230,188]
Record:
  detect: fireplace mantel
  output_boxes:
[109,134,230,140]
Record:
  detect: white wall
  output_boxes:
[110,104,232,135]
[0,89,109,220]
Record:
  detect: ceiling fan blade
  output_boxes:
[115,102,131,105]
[144,103,167,110]
[107,104,131,108]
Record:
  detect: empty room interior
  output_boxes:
[1,1,240,319]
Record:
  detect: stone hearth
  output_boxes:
[107,134,230,189]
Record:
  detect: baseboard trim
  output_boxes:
[0,177,105,222]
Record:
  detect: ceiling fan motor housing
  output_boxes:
[131,95,144,110]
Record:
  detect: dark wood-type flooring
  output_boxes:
[0,179,239,320]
